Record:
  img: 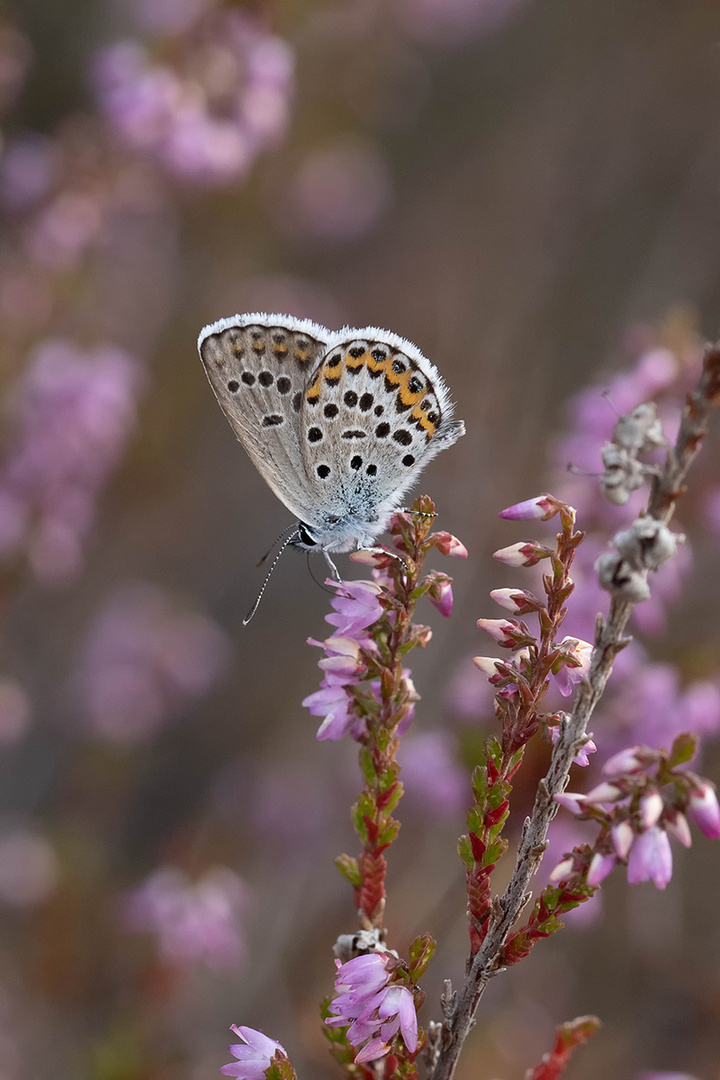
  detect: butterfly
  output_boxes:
[198,312,465,560]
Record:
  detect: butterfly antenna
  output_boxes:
[243,532,299,626]
[256,523,297,568]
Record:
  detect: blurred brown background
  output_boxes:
[2,0,720,1078]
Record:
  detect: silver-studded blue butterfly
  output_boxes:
[198,313,465,560]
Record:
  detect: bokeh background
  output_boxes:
[0,1,719,1077]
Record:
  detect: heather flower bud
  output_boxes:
[687,782,720,839]
[492,541,551,567]
[476,618,523,648]
[553,792,586,815]
[614,517,683,571]
[587,851,616,886]
[612,402,665,454]
[472,656,502,677]
[499,493,562,521]
[595,552,650,602]
[490,587,542,614]
[640,790,664,829]
[612,820,634,859]
[549,857,574,883]
[665,811,692,849]
[585,782,623,804]
[627,826,673,889]
[433,532,468,558]
[602,746,644,777]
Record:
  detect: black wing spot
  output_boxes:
[349,346,365,358]
[251,330,263,341]
[324,403,339,419]
[371,348,386,360]
[427,411,439,424]
[409,377,423,394]
[241,371,255,386]
[402,454,415,466]
[276,376,291,394]
[272,333,286,344]
[325,373,341,386]
[292,391,302,412]
[392,358,406,375]
[374,405,384,416]
[359,393,374,411]
[350,455,363,470]
[344,391,358,407]
[366,464,377,476]
[308,427,323,443]
[258,371,274,387]
[227,380,239,393]
[262,414,284,427]
[376,422,390,438]
[393,429,412,446]
[342,429,367,439]
[317,464,330,479]
[327,353,342,369]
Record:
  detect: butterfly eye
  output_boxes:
[298,523,317,547]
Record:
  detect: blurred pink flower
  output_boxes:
[326,952,418,1063]
[94,11,293,187]
[75,583,229,741]
[0,826,58,907]
[123,866,248,970]
[626,826,673,889]
[0,339,143,584]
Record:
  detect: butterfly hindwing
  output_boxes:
[298,328,465,525]
[198,313,330,522]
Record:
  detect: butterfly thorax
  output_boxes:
[293,510,390,554]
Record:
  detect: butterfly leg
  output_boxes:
[358,546,409,573]
[323,550,342,582]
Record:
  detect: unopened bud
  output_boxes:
[499,494,562,521]
[640,790,664,829]
[585,782,623,804]
[490,588,541,614]
[476,618,523,648]
[687,781,720,839]
[612,820,634,859]
[602,746,644,777]
[492,541,550,567]
[472,656,502,677]
[434,532,468,558]
[549,857,575,883]
[587,851,616,886]
[665,811,692,849]
[553,792,586,815]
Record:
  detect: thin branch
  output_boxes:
[430,340,720,1080]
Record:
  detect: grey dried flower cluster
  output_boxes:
[600,402,665,505]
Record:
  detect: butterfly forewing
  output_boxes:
[198,314,330,522]
[298,330,464,521]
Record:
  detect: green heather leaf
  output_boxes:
[458,834,474,869]
[408,932,436,981]
[360,747,377,786]
[382,782,404,815]
[266,1056,297,1080]
[471,765,489,805]
[467,807,484,836]
[669,732,698,768]
[335,854,361,887]
[379,763,400,792]
[484,838,507,866]
[378,818,401,846]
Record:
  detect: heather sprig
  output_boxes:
[305,496,466,928]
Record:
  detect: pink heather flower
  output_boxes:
[687,782,720,839]
[123,866,247,970]
[221,1025,288,1079]
[627,826,673,889]
[326,952,418,1062]
[587,851,616,886]
[324,580,383,636]
[304,579,385,741]
[547,724,596,767]
[584,782,623,805]
[612,820,635,859]
[602,746,644,777]
[548,857,574,883]
[553,637,593,697]
[428,578,453,617]
[472,655,502,678]
[499,493,561,521]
